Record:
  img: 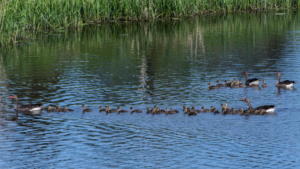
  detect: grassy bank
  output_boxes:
[0,0,299,46]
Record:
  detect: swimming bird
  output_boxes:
[231,108,240,114]
[230,79,243,88]
[149,106,160,114]
[240,98,275,114]
[117,106,128,113]
[165,109,179,114]
[105,106,118,113]
[186,107,197,116]
[62,107,74,112]
[275,72,295,89]
[82,104,91,113]
[99,106,106,112]
[51,105,73,112]
[200,106,210,113]
[262,80,267,88]
[242,72,260,87]
[215,80,225,88]
[208,82,219,90]
[221,103,231,114]
[209,106,217,113]
[44,105,57,112]
[14,104,43,115]
[8,95,42,115]
[130,107,142,113]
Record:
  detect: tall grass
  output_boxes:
[0,0,299,46]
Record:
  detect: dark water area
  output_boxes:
[1,13,300,168]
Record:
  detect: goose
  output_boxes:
[275,72,295,89]
[82,104,91,113]
[146,107,153,114]
[224,80,231,87]
[262,80,267,88]
[16,104,43,115]
[166,109,178,114]
[117,106,128,113]
[200,106,210,113]
[240,98,275,114]
[183,106,196,115]
[62,107,74,112]
[231,108,241,114]
[215,80,225,87]
[44,105,57,112]
[208,82,219,90]
[8,96,42,114]
[221,103,231,114]
[105,106,118,113]
[52,105,73,112]
[186,107,197,116]
[242,72,260,87]
[230,79,242,88]
[238,108,244,114]
[209,106,217,113]
[150,106,160,114]
[130,107,142,113]
[183,105,188,113]
[99,106,106,112]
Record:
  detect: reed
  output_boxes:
[0,0,299,46]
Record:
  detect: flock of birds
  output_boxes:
[4,72,296,119]
[207,72,294,89]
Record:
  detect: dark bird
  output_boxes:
[242,72,260,87]
[240,98,275,114]
[117,106,128,113]
[130,107,142,113]
[8,95,42,115]
[82,104,91,113]
[208,82,219,90]
[275,72,295,89]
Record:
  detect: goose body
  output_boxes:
[117,107,128,113]
[99,106,106,112]
[276,72,295,89]
[246,78,259,86]
[208,82,219,90]
[130,107,142,113]
[255,105,275,113]
[240,98,275,114]
[82,105,91,112]
[276,80,295,88]
[18,104,43,114]
[242,72,260,86]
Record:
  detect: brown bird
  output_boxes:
[82,104,91,113]
[130,107,143,113]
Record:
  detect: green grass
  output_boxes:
[0,0,299,46]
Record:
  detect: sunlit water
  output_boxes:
[1,13,300,168]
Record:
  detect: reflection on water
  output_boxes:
[1,13,300,168]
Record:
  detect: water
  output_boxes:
[1,13,300,168]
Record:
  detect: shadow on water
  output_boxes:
[0,12,300,168]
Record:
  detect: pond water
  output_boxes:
[1,12,300,168]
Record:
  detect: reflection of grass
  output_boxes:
[2,13,298,62]
[0,0,299,46]
[0,13,298,94]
